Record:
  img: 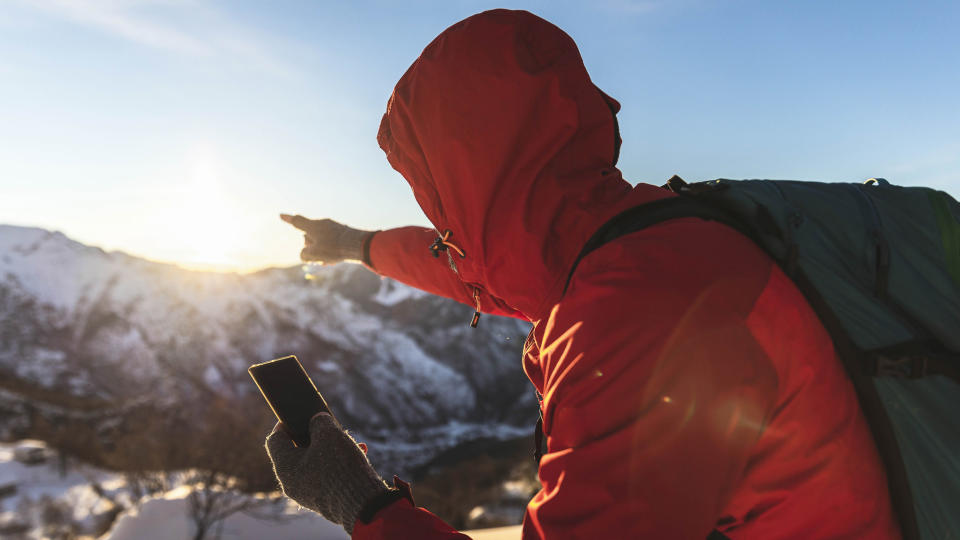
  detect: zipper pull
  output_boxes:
[470,287,481,328]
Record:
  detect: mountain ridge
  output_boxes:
[0,224,535,477]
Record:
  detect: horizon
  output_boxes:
[0,222,297,273]
[2,1,958,272]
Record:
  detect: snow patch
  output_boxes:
[15,349,67,387]
[105,493,348,540]
[373,278,427,306]
[0,440,350,540]
[203,364,223,386]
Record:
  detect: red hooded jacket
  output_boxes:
[353,9,900,540]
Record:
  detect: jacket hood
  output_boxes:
[377,9,669,320]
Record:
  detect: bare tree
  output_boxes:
[187,470,288,540]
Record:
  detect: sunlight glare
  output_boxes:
[162,145,245,272]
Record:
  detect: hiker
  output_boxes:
[267,9,901,539]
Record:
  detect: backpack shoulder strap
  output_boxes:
[563,187,755,296]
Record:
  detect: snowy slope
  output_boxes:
[1,440,127,537]
[105,494,520,540]
[0,224,535,474]
[0,439,345,539]
[1,439,521,539]
[105,489,348,540]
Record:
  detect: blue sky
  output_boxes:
[1,0,957,271]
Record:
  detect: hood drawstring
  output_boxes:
[471,287,482,328]
[427,230,480,328]
[429,229,466,259]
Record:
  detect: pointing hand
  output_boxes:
[280,214,374,265]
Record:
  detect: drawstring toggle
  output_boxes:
[470,287,482,328]
[429,229,466,259]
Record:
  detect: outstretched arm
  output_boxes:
[280,215,525,320]
[366,226,525,320]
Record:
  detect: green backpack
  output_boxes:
[563,176,960,540]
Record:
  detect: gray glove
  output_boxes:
[265,413,390,534]
[279,214,375,265]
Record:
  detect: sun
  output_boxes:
[161,148,245,272]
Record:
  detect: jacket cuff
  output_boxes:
[361,231,380,269]
[356,475,414,525]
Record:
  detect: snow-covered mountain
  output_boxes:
[0,225,535,477]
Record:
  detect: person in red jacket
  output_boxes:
[266,9,901,539]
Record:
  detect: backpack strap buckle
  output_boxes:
[872,355,929,378]
[662,174,688,193]
[661,175,729,196]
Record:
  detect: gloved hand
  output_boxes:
[280,214,375,264]
[265,413,391,534]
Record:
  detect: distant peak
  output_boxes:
[0,224,86,253]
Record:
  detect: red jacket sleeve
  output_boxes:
[523,236,780,538]
[365,227,527,320]
[352,499,471,540]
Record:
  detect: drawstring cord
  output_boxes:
[427,229,480,328]
[429,229,466,259]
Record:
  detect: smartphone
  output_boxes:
[248,355,333,447]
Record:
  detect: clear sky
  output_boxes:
[1,0,958,272]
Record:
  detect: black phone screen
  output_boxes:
[248,355,332,447]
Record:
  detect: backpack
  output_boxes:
[555,176,960,540]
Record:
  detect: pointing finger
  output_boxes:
[281,214,313,232]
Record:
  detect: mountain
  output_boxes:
[0,224,536,480]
